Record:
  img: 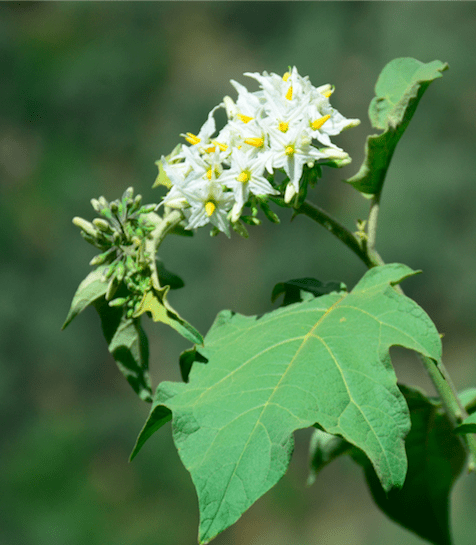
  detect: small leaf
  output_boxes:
[353,385,466,545]
[307,428,352,486]
[179,346,208,383]
[345,58,448,197]
[454,412,476,435]
[62,265,109,329]
[271,278,347,306]
[94,297,153,402]
[130,391,173,461]
[138,263,442,543]
[133,287,203,345]
[458,387,476,414]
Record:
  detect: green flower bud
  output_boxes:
[92,218,113,232]
[106,277,119,301]
[72,217,98,238]
[108,297,128,307]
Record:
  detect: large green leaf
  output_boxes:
[353,385,466,545]
[345,58,448,197]
[94,297,152,402]
[136,263,441,543]
[62,265,109,329]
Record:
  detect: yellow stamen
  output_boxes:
[237,170,251,183]
[213,140,228,152]
[244,137,264,148]
[285,86,293,101]
[237,113,253,123]
[322,89,333,98]
[278,121,289,133]
[184,132,201,145]
[285,145,295,156]
[205,201,216,217]
[311,114,331,131]
[205,145,216,153]
[282,71,291,82]
[206,168,213,180]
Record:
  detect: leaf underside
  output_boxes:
[354,385,467,545]
[135,264,442,543]
[345,57,448,197]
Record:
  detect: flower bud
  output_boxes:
[92,218,113,232]
[72,217,98,238]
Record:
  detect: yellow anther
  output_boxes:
[285,145,295,156]
[206,168,213,180]
[322,89,334,98]
[282,71,291,82]
[213,140,228,152]
[285,86,293,101]
[244,137,264,148]
[237,113,253,123]
[278,121,289,133]
[237,171,251,183]
[311,114,331,131]
[205,145,216,153]
[184,132,201,145]
[205,201,216,217]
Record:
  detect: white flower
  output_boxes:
[267,122,327,191]
[181,179,234,236]
[220,148,278,217]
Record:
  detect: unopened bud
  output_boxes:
[92,218,112,232]
[284,183,297,204]
[72,217,98,238]
[108,297,128,307]
[122,187,134,202]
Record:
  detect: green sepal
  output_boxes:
[133,286,203,345]
[62,265,109,329]
[153,144,182,189]
[93,297,153,402]
[345,58,448,197]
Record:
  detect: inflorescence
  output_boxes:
[158,66,360,237]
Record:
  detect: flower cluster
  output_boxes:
[72,187,158,316]
[158,67,360,236]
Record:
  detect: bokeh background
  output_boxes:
[1,3,476,545]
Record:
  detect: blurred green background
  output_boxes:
[1,3,476,544]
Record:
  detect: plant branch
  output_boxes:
[145,208,184,290]
[289,198,378,268]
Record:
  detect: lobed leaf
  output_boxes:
[134,263,442,543]
[345,58,448,197]
[353,385,466,545]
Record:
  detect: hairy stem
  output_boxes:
[145,209,184,290]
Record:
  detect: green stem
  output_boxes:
[145,209,184,290]
[291,199,377,268]
[297,196,476,470]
